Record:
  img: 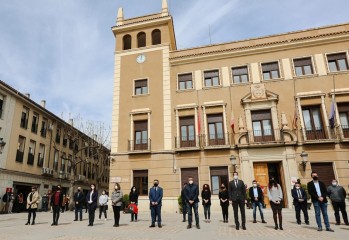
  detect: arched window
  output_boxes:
[123,34,132,50]
[152,29,161,45]
[137,32,146,48]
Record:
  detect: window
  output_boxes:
[137,32,146,48]
[294,57,313,76]
[69,137,74,150]
[181,168,199,187]
[179,116,195,147]
[134,120,148,150]
[16,135,26,163]
[232,66,249,84]
[178,73,193,90]
[31,113,39,133]
[207,114,225,145]
[338,103,349,138]
[61,153,66,172]
[251,110,274,142]
[152,29,161,45]
[53,150,59,171]
[0,94,4,118]
[210,167,229,195]
[262,62,280,80]
[123,34,132,50]
[27,140,36,165]
[67,155,72,173]
[311,163,335,186]
[327,52,349,72]
[133,170,148,195]
[134,79,148,95]
[20,107,29,129]
[63,135,68,147]
[41,118,47,137]
[302,106,326,140]
[37,144,45,167]
[204,70,220,87]
[55,128,61,144]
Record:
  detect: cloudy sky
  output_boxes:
[1,0,349,131]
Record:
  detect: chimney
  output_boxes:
[41,100,46,108]
[24,93,30,98]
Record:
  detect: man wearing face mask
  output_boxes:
[249,180,266,224]
[307,172,334,232]
[50,185,63,226]
[229,172,247,230]
[149,179,163,228]
[184,177,200,229]
[73,187,84,221]
[291,182,309,225]
[327,179,348,226]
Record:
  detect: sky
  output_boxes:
[1,0,349,134]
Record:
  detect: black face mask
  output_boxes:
[154,183,158,187]
[221,186,225,189]
[312,176,318,181]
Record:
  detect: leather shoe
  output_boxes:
[158,225,162,228]
[196,224,200,229]
[182,220,186,222]
[317,227,322,231]
[305,222,309,225]
[253,220,257,223]
[236,226,239,230]
[73,219,78,221]
[149,224,155,228]
[262,220,267,223]
[242,226,246,230]
[297,221,301,225]
[187,224,192,229]
[326,228,334,232]
[25,222,30,225]
[335,223,340,225]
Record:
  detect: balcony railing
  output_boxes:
[203,133,230,147]
[128,139,151,152]
[175,135,200,149]
[341,125,349,138]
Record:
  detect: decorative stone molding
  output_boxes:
[251,83,266,99]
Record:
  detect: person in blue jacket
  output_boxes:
[149,179,163,228]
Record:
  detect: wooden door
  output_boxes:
[253,163,270,206]
[278,163,288,208]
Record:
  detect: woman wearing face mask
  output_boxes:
[129,186,139,222]
[268,179,283,230]
[98,190,108,221]
[86,184,98,226]
[219,183,229,223]
[111,183,123,227]
[201,184,211,223]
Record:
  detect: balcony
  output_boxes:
[203,133,231,149]
[301,127,336,143]
[175,136,200,151]
[128,139,151,153]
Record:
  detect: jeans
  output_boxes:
[186,202,199,225]
[252,201,264,220]
[332,201,348,224]
[150,205,162,225]
[203,204,211,220]
[75,205,82,220]
[313,201,330,229]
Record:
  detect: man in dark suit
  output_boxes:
[291,182,309,225]
[86,184,98,226]
[307,171,334,232]
[249,180,266,223]
[229,172,247,230]
[184,177,200,229]
[149,179,163,228]
[73,187,84,221]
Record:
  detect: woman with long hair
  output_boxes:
[129,186,139,222]
[111,183,123,227]
[86,184,98,226]
[219,183,229,223]
[268,178,283,230]
[201,184,211,223]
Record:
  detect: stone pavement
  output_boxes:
[0,208,348,240]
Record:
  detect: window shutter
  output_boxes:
[294,57,312,67]
[207,114,223,123]
[327,53,346,61]
[204,70,219,78]
[180,116,195,126]
[210,166,228,176]
[178,73,192,82]
[133,170,148,177]
[135,80,147,87]
[262,62,279,71]
[232,66,248,75]
[251,110,271,121]
[134,120,148,131]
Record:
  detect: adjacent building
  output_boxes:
[0,80,110,211]
[110,0,349,212]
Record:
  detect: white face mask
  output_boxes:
[332,182,337,186]
[133,188,136,191]
[253,184,257,187]
[189,180,193,185]
[114,186,118,190]
[295,187,300,190]
[233,175,238,180]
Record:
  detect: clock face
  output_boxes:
[136,54,146,63]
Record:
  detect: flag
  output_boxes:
[197,107,201,135]
[230,111,235,133]
[329,98,336,129]
[292,106,298,130]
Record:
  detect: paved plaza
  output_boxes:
[0,208,348,240]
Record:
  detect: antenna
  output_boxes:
[209,24,212,45]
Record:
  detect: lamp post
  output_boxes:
[230,155,237,172]
[300,151,308,171]
[0,138,6,154]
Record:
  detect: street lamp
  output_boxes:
[300,151,308,171]
[230,155,237,172]
[0,138,6,154]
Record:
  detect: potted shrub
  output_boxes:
[245,187,252,209]
[122,193,130,213]
[178,195,183,214]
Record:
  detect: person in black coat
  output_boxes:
[73,187,84,221]
[249,180,266,223]
[129,186,139,222]
[219,183,229,223]
[181,183,187,222]
[307,171,333,232]
[184,176,200,229]
[291,182,309,225]
[50,185,63,226]
[86,184,98,226]
[201,184,211,223]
